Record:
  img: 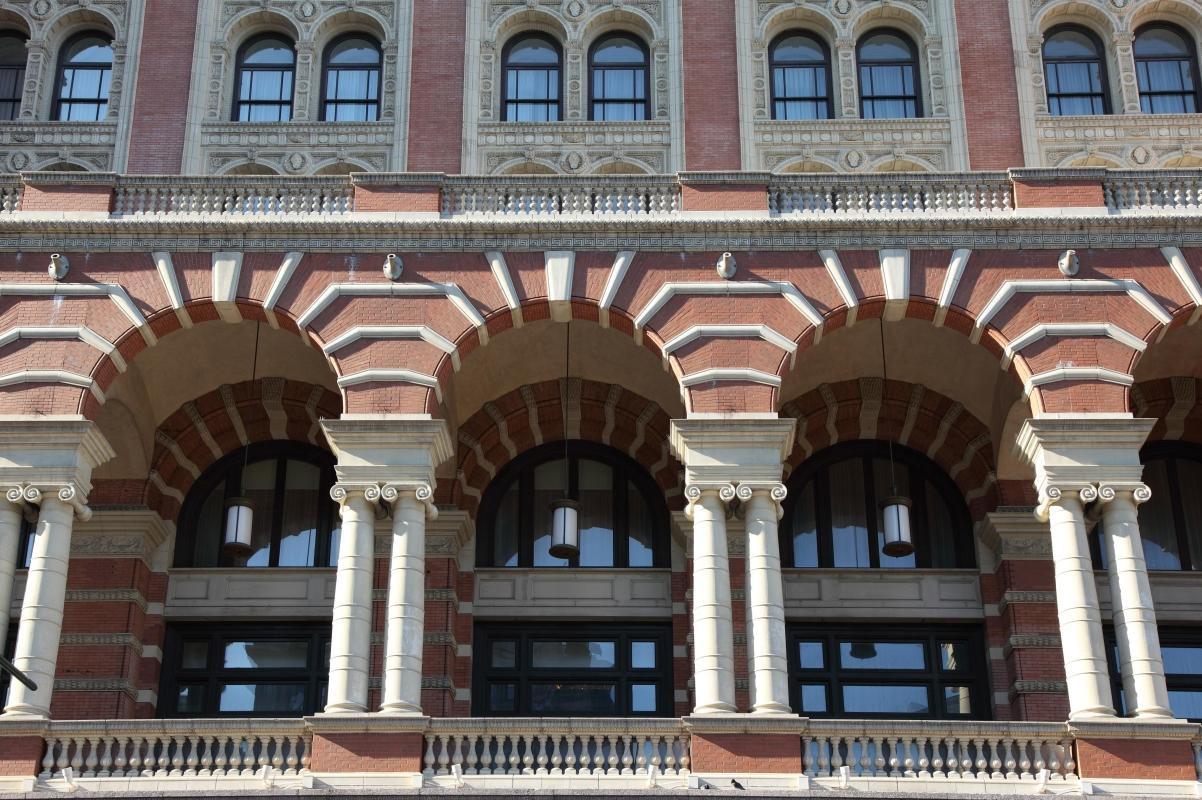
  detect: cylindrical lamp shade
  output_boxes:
[880,495,914,557]
[548,499,580,559]
[223,497,255,558]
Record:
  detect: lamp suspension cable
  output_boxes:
[563,318,570,494]
[877,314,914,558]
[878,315,897,496]
[222,323,262,559]
[239,322,261,483]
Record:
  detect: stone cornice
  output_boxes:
[321,418,453,491]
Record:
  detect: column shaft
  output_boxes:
[325,492,375,713]
[5,497,74,716]
[0,500,24,652]
[1102,491,1173,718]
[381,493,426,714]
[744,492,791,714]
[1047,493,1115,719]
[691,491,736,714]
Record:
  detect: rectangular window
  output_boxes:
[1108,628,1202,721]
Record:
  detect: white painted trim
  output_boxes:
[1025,367,1134,396]
[679,368,782,389]
[819,249,858,315]
[1161,247,1202,325]
[880,249,910,302]
[147,471,184,502]
[661,325,798,370]
[336,368,443,403]
[1003,322,1147,369]
[0,369,104,404]
[211,252,243,323]
[322,325,460,371]
[0,326,125,372]
[934,249,972,327]
[974,279,1171,342]
[545,251,575,322]
[485,251,522,327]
[0,284,156,346]
[151,252,190,329]
[296,283,487,344]
[262,252,305,329]
[598,250,636,328]
[634,281,823,331]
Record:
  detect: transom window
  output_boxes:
[781,441,973,569]
[53,32,113,121]
[502,33,561,121]
[321,34,381,121]
[589,33,648,121]
[234,35,295,122]
[1134,24,1200,114]
[174,442,339,569]
[477,441,669,569]
[789,626,988,719]
[1043,25,1110,116]
[473,624,672,717]
[857,30,920,119]
[770,31,832,120]
[161,624,330,717]
[0,32,26,121]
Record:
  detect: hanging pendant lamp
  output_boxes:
[548,320,580,560]
[223,323,261,559]
[877,316,915,558]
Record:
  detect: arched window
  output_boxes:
[1043,25,1110,116]
[857,30,921,119]
[588,33,648,121]
[234,34,295,122]
[0,32,26,121]
[780,442,973,569]
[770,32,832,120]
[321,34,381,121]
[53,32,113,121]
[502,33,561,122]
[174,442,339,569]
[477,442,669,569]
[1135,24,1200,114]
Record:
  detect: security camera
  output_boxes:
[48,253,69,281]
[383,253,403,281]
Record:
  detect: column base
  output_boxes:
[0,707,46,719]
[378,705,423,715]
[319,703,369,715]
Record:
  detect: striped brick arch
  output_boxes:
[442,378,682,514]
[145,378,342,520]
[781,378,999,518]
[1132,377,1202,445]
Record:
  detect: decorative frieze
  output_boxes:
[199,122,395,175]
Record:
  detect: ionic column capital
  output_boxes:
[1035,483,1097,522]
[684,483,736,520]
[1096,482,1151,506]
[737,483,788,520]
[329,482,385,506]
[379,482,438,520]
[5,482,91,520]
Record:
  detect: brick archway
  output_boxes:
[1133,377,1202,446]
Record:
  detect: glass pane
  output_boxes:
[926,482,958,567]
[829,458,870,567]
[0,36,24,68]
[1045,30,1101,59]
[223,640,308,669]
[493,480,520,567]
[176,684,205,714]
[181,641,208,670]
[1161,645,1202,675]
[800,683,827,713]
[530,683,617,714]
[940,642,967,671]
[1137,459,1182,570]
[860,34,912,61]
[578,459,614,567]
[66,37,112,65]
[277,459,321,567]
[943,686,972,715]
[1172,458,1202,570]
[193,478,225,567]
[328,37,380,65]
[631,683,656,712]
[65,67,100,100]
[775,35,825,63]
[874,458,914,568]
[593,37,644,64]
[798,641,824,669]
[1168,689,1202,720]
[631,641,656,669]
[509,38,559,65]
[327,518,341,568]
[840,641,926,670]
[489,683,516,712]
[243,38,294,66]
[219,683,305,714]
[491,640,517,669]
[531,640,616,669]
[240,459,277,567]
[533,460,568,566]
[628,483,654,567]
[843,684,929,714]
[790,481,819,567]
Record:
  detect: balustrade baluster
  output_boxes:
[96,736,112,777]
[917,736,931,778]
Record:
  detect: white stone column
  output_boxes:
[742,484,791,715]
[688,485,737,714]
[4,491,83,716]
[324,485,377,713]
[0,491,26,651]
[1099,484,1173,719]
[380,486,432,714]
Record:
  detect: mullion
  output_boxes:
[519,468,533,567]
[568,454,580,568]
[862,456,880,569]
[1168,459,1195,571]
[267,456,287,567]
[614,466,628,568]
[912,468,932,569]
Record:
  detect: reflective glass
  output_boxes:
[223,640,308,669]
[493,481,520,567]
[243,38,294,66]
[1045,30,1101,59]
[843,684,929,714]
[1168,689,1202,720]
[177,685,205,714]
[940,642,966,671]
[530,683,617,714]
[631,683,656,712]
[489,683,517,712]
[1137,459,1183,570]
[531,640,616,669]
[1173,458,1202,569]
[829,457,870,566]
[193,477,225,567]
[578,459,615,567]
[491,640,517,669]
[181,641,208,670]
[774,34,825,63]
[509,38,559,65]
[328,37,380,65]
[219,683,305,713]
[628,483,655,567]
[594,37,643,63]
[1162,645,1202,675]
[0,34,25,66]
[532,460,568,566]
[798,641,824,669]
[859,34,912,61]
[241,459,278,567]
[631,641,656,669]
[943,686,972,715]
[800,684,827,713]
[65,37,112,65]
[839,641,925,670]
[278,459,321,566]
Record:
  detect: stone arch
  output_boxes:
[1058,151,1126,168]
[1128,0,1202,37]
[492,8,570,45]
[1033,0,1118,37]
[310,7,390,48]
[0,9,32,38]
[220,161,281,176]
[1160,152,1202,168]
[223,8,302,47]
[760,4,840,44]
[312,159,373,176]
[774,156,839,174]
[498,158,560,175]
[579,7,659,45]
[1131,377,1202,446]
[43,7,118,42]
[590,157,654,175]
[869,157,932,172]
[31,159,92,172]
[850,3,931,43]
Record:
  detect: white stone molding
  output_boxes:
[819,249,858,323]
[679,368,782,391]
[297,282,487,343]
[933,248,972,327]
[262,251,306,329]
[336,368,443,403]
[0,283,155,346]
[879,248,910,319]
[1160,247,1202,324]
[0,370,104,405]
[1025,366,1135,397]
[634,281,823,337]
[0,326,124,373]
[661,325,798,371]
[973,278,1172,343]
[544,250,575,321]
[210,251,244,323]
[597,250,636,328]
[1002,322,1147,370]
[323,325,460,370]
[485,251,523,326]
[151,252,190,330]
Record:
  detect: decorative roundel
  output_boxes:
[566,0,586,18]
[564,151,584,172]
[31,0,55,19]
[832,0,852,16]
[1131,146,1152,166]
[297,1,318,19]
[285,152,308,174]
[1110,0,1129,7]
[8,152,29,172]
[844,150,864,169]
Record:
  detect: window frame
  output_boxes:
[779,440,975,570]
[52,31,114,122]
[476,440,670,570]
[1042,23,1112,117]
[0,31,27,122]
[788,624,990,720]
[587,32,650,122]
[472,622,674,717]
[501,32,563,122]
[856,28,922,120]
[768,30,833,121]
[1105,626,1202,721]
[173,441,339,570]
[319,32,382,122]
[232,33,297,122]
[1133,22,1201,115]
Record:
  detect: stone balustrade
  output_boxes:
[440,175,681,217]
[1104,171,1202,213]
[112,176,354,217]
[768,173,1014,216]
[0,179,20,213]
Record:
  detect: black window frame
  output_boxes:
[587,32,650,122]
[319,32,382,122]
[779,440,975,570]
[1105,626,1202,721]
[52,31,113,122]
[501,32,563,122]
[0,31,27,122]
[1042,24,1112,116]
[769,30,833,121]
[472,622,673,717]
[160,623,330,718]
[856,28,922,119]
[475,440,671,569]
[1134,22,1201,115]
[173,441,339,569]
[232,33,296,122]
[788,624,990,720]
